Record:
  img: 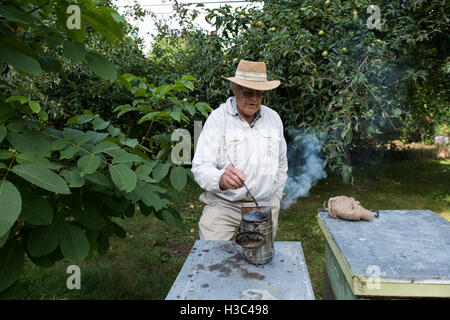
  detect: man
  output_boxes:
[191,60,288,241]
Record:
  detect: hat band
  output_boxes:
[235,70,268,82]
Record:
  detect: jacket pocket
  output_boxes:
[259,130,280,161]
[224,134,247,167]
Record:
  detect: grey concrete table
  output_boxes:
[166,240,315,300]
[318,209,450,299]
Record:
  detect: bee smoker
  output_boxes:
[235,202,274,265]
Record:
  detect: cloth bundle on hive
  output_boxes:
[326,196,375,221]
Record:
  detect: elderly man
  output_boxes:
[191,59,288,241]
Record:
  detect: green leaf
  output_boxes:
[47,33,64,48]
[100,219,115,237]
[0,101,17,123]
[160,208,185,231]
[195,102,212,118]
[109,164,137,193]
[111,152,142,164]
[6,127,51,157]
[141,190,168,211]
[16,152,61,170]
[0,125,6,143]
[170,166,187,191]
[0,150,12,160]
[181,75,197,81]
[152,162,170,182]
[84,171,110,187]
[66,114,94,125]
[103,195,129,215]
[118,74,132,91]
[51,139,69,151]
[93,141,120,154]
[185,104,196,116]
[112,221,126,238]
[97,235,109,255]
[37,109,48,121]
[70,208,105,232]
[12,164,71,194]
[135,164,157,183]
[181,80,194,90]
[73,133,92,146]
[137,111,167,124]
[62,40,86,64]
[0,279,22,299]
[139,203,155,217]
[5,95,29,104]
[0,5,33,24]
[27,223,60,257]
[0,239,24,293]
[0,37,37,60]
[57,222,89,263]
[85,52,117,82]
[0,47,41,75]
[0,181,22,237]
[38,56,62,73]
[77,154,101,176]
[145,183,166,193]
[133,87,147,97]
[92,118,110,130]
[19,191,53,226]
[121,138,139,148]
[123,204,136,219]
[83,8,124,44]
[107,125,120,137]
[27,246,63,268]
[170,111,181,122]
[0,230,8,248]
[27,101,41,113]
[60,169,85,188]
[59,145,79,160]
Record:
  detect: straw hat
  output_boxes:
[223,60,280,91]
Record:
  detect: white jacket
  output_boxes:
[191,97,288,202]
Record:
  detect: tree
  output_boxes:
[149,0,449,178]
[0,0,210,297]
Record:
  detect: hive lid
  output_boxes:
[318,210,450,297]
[166,240,315,300]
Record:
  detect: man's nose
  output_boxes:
[249,91,259,100]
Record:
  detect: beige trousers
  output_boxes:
[198,192,281,241]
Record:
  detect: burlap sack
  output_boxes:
[327,196,374,221]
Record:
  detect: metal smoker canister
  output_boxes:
[239,208,274,265]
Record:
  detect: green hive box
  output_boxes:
[318,210,450,299]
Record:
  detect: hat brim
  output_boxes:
[222,76,280,91]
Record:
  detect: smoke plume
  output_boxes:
[281,129,327,210]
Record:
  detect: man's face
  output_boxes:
[232,85,264,118]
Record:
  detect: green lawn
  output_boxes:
[18,158,450,300]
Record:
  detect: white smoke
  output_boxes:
[281,129,328,210]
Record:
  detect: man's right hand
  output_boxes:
[219,165,246,190]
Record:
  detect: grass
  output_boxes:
[17,157,450,300]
